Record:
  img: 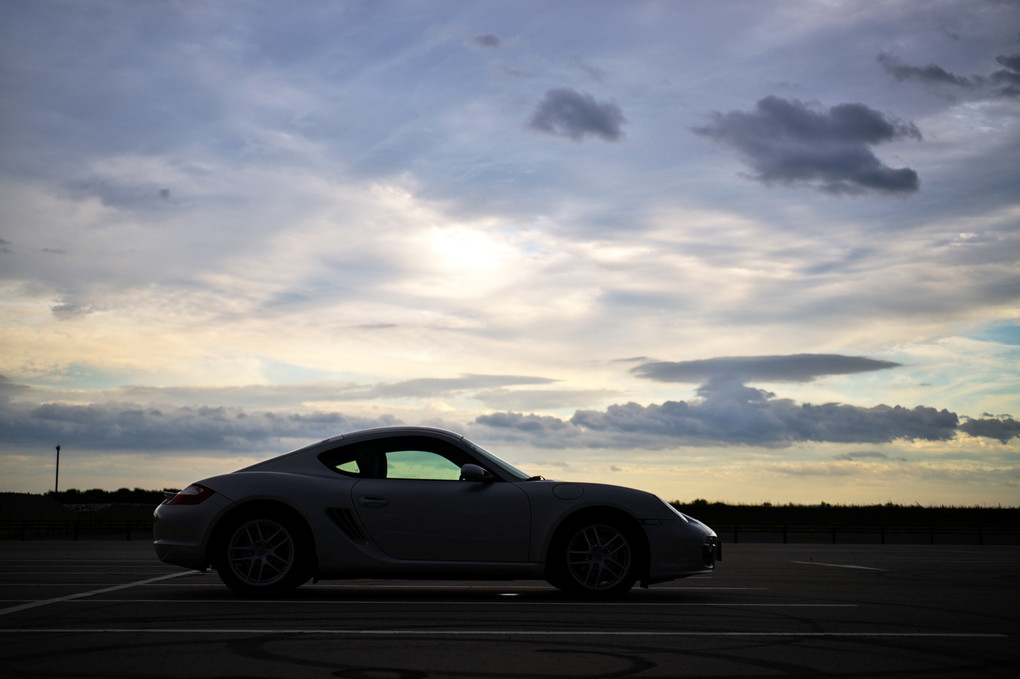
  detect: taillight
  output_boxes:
[165,484,214,505]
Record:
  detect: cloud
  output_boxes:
[527,88,625,142]
[833,451,906,462]
[997,54,1020,73]
[0,365,1014,456]
[345,374,557,400]
[959,416,1020,443]
[472,34,501,48]
[693,96,921,195]
[631,354,901,384]
[473,354,988,448]
[878,52,1020,98]
[0,396,398,453]
[473,388,625,411]
[50,300,105,319]
[475,411,571,433]
[877,53,975,89]
[566,379,960,446]
[0,375,31,399]
[574,57,606,83]
[478,392,961,447]
[49,375,558,410]
[0,373,554,453]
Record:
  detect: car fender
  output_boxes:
[521,481,677,562]
[193,471,358,570]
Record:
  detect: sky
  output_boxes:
[1,0,1018,506]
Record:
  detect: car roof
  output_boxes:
[333,425,465,443]
[237,426,467,473]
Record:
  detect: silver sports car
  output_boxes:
[154,426,720,596]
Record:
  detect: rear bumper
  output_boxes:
[152,540,208,571]
[152,493,234,571]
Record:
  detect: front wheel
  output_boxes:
[551,521,639,596]
[215,514,310,596]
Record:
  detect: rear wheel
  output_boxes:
[551,520,638,596]
[215,513,310,596]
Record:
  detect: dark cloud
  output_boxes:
[50,300,102,319]
[0,375,31,399]
[569,377,959,445]
[474,377,961,448]
[632,354,900,384]
[833,451,906,462]
[959,416,1020,443]
[997,54,1020,73]
[527,88,625,142]
[472,355,1007,448]
[990,55,1020,96]
[693,96,921,195]
[878,52,1020,99]
[0,373,554,453]
[0,368,1013,453]
[475,411,570,433]
[0,396,397,453]
[877,53,975,88]
[472,34,501,48]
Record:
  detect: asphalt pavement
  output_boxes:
[0,540,1017,678]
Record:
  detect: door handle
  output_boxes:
[358,496,389,508]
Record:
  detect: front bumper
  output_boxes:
[644,516,720,585]
[704,534,722,567]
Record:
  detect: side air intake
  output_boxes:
[325,507,368,543]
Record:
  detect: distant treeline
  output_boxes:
[8,490,1018,528]
[48,488,169,505]
[671,499,1020,528]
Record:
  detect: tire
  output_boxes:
[215,513,310,596]
[551,520,639,596]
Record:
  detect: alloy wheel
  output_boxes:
[565,523,633,591]
[227,518,297,587]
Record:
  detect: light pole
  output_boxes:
[54,445,61,494]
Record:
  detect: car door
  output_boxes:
[349,442,532,562]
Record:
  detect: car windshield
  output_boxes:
[462,438,532,481]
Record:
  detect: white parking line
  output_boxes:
[0,628,1005,638]
[0,572,178,578]
[297,582,732,588]
[791,561,886,571]
[0,560,157,564]
[652,583,767,587]
[0,572,193,616]
[0,579,174,583]
[55,599,857,608]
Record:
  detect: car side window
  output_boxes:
[327,447,387,478]
[384,449,462,480]
[335,459,360,475]
[320,436,475,480]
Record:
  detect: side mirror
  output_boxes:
[460,463,494,482]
